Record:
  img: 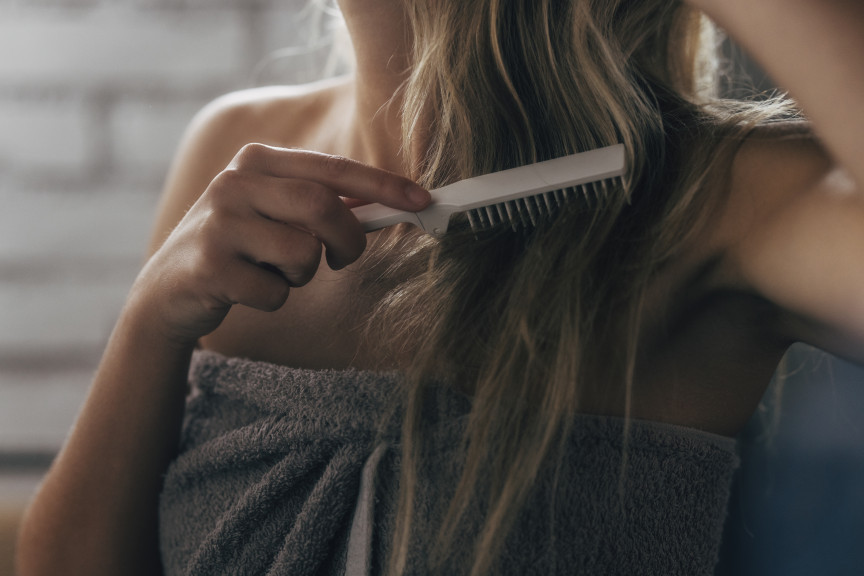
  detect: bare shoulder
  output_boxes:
[147,77,354,254]
[717,121,864,364]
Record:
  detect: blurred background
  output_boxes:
[0,1,862,575]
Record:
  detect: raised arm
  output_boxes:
[689,0,864,363]
[15,96,430,576]
[689,0,864,189]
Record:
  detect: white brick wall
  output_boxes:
[0,187,158,450]
[0,0,328,452]
[0,188,155,263]
[0,371,95,451]
[0,0,318,188]
[110,97,203,173]
[0,6,247,88]
[0,188,157,349]
[0,95,91,176]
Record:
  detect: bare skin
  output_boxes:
[16,0,864,574]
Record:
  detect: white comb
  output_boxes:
[352,144,625,237]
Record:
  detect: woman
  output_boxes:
[17,0,864,574]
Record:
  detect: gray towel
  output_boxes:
[159,350,739,575]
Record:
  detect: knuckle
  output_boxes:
[208,169,246,202]
[234,142,270,166]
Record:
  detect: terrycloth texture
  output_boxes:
[159,350,739,576]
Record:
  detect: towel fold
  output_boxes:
[159,350,739,575]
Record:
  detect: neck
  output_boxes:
[339,0,414,175]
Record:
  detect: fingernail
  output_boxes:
[406,185,431,207]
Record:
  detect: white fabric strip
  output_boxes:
[344,442,390,576]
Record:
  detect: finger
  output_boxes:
[231,174,368,270]
[219,257,293,313]
[231,215,325,286]
[230,144,432,211]
[269,179,366,270]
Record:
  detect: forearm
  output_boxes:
[17,297,193,576]
[691,0,864,187]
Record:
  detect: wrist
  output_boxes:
[121,285,201,355]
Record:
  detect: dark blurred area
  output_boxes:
[715,41,864,575]
[718,346,864,576]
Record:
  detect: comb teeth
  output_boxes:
[463,175,623,234]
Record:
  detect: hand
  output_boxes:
[128,144,431,347]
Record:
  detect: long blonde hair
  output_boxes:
[352,1,798,574]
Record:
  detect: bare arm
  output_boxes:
[725,135,864,365]
[15,304,193,575]
[689,0,864,363]
[689,0,864,189]
[15,101,431,575]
